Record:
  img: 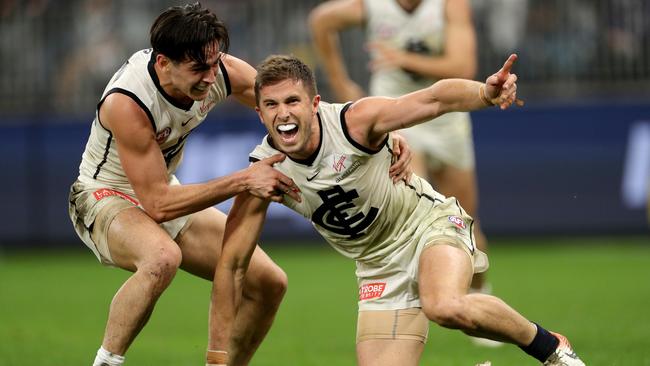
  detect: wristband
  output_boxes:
[479,84,495,106]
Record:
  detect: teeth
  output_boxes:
[277,124,297,132]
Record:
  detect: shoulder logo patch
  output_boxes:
[448,215,466,229]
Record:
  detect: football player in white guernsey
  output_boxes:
[68,4,413,365]
[208,55,585,366]
[309,0,497,311]
[69,4,301,366]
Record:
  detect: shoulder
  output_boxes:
[219,54,256,94]
[249,135,281,163]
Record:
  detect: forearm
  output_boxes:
[311,24,352,87]
[207,193,270,353]
[400,53,476,80]
[208,265,246,354]
[429,79,490,114]
[137,170,248,223]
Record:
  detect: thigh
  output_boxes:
[418,243,474,302]
[357,338,424,366]
[176,207,285,290]
[106,206,180,272]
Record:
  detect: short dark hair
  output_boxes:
[150,2,229,64]
[255,55,318,105]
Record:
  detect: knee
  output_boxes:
[247,266,288,309]
[421,297,469,330]
[264,266,288,305]
[139,245,182,288]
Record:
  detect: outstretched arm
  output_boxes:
[207,192,271,365]
[344,54,521,148]
[309,0,366,102]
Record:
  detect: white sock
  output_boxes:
[93,346,125,366]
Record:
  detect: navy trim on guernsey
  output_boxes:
[103,88,156,131]
[403,181,443,206]
[339,102,389,154]
[218,60,231,96]
[147,53,194,111]
[92,88,156,180]
[93,132,113,179]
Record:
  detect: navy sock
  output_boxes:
[519,323,560,362]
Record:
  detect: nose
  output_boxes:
[202,66,217,84]
[277,104,290,121]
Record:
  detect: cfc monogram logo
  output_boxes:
[312,185,378,239]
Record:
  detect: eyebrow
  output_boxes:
[191,54,221,71]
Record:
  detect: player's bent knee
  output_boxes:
[245,265,288,308]
[356,308,429,344]
[263,266,288,303]
[138,245,182,285]
[421,298,467,330]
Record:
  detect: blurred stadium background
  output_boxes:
[1,1,649,365]
[1,0,649,247]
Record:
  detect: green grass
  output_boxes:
[1,236,649,365]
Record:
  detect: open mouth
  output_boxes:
[276,123,299,142]
[192,84,209,93]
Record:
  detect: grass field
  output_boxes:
[1,236,649,365]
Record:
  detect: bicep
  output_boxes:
[101,94,169,200]
[222,55,257,108]
[350,91,441,138]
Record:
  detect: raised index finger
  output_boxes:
[499,54,518,76]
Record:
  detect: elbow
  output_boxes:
[307,8,324,33]
[308,7,334,37]
[140,199,171,223]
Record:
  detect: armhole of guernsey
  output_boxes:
[339,102,388,154]
[92,88,156,180]
[100,88,156,131]
[218,60,232,96]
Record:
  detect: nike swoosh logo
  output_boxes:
[181,117,192,126]
[306,170,320,182]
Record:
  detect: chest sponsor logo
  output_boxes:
[156,127,171,145]
[333,154,347,172]
[312,185,378,239]
[448,215,466,230]
[93,188,139,205]
[359,282,386,301]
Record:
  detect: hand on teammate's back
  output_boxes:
[244,153,301,202]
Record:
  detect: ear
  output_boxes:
[156,54,171,71]
[255,106,264,124]
[312,94,321,114]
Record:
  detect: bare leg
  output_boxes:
[177,208,287,366]
[430,165,488,291]
[357,339,424,366]
[101,207,183,354]
[418,244,536,345]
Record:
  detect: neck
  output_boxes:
[287,114,321,162]
[396,0,422,12]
